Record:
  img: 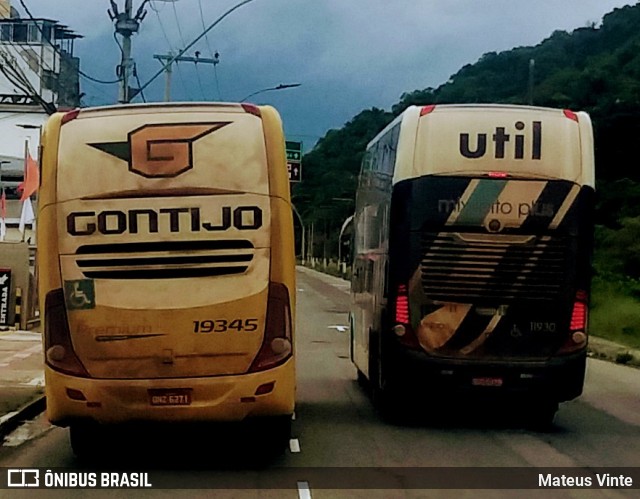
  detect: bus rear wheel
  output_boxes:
[522,399,559,430]
[69,422,108,460]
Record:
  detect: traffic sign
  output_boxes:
[288,161,301,182]
[286,141,302,182]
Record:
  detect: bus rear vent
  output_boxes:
[420,232,570,302]
[74,240,254,279]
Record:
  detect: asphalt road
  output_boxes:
[1,267,639,498]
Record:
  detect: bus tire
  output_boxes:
[69,422,104,460]
[524,399,559,431]
[356,368,368,388]
[251,415,292,454]
[368,328,381,401]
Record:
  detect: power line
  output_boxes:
[137,0,258,97]
[171,0,206,100]
[198,0,221,100]
[152,1,189,100]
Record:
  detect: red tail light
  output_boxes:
[248,282,293,372]
[488,171,508,178]
[420,105,436,116]
[241,103,262,117]
[563,109,579,122]
[559,290,588,354]
[61,109,81,125]
[393,284,421,350]
[395,284,410,324]
[570,302,587,331]
[44,289,89,377]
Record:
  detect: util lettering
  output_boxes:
[459,121,542,160]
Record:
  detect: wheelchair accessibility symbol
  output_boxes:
[64,280,95,310]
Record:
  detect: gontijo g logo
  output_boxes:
[89,122,230,178]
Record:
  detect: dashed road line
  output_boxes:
[297,481,312,499]
[289,438,301,453]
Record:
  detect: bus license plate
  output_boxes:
[148,389,192,406]
[472,377,503,387]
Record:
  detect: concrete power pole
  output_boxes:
[153,52,220,101]
[109,0,148,104]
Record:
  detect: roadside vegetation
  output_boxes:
[293,3,640,348]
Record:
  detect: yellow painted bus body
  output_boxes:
[37,104,295,435]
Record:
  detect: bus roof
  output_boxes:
[373,104,595,188]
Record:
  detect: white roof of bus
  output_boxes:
[379,104,594,187]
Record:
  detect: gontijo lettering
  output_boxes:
[66,206,263,235]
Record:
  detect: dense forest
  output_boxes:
[292,2,640,344]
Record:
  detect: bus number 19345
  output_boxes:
[193,319,258,333]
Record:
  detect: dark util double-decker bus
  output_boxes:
[350,104,594,425]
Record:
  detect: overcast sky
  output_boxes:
[19,0,637,148]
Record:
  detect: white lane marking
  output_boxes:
[297,481,312,499]
[289,438,301,453]
[292,411,296,421]
[0,331,41,342]
[0,363,9,368]
[328,325,347,332]
[26,375,44,386]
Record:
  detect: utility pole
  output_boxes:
[153,52,220,101]
[109,0,148,104]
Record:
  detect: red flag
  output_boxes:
[19,150,39,201]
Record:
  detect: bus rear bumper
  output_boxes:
[384,347,586,403]
[44,360,295,427]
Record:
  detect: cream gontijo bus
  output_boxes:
[350,104,594,425]
[38,103,296,456]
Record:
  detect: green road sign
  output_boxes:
[286,141,302,182]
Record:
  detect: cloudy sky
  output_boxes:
[19,0,637,148]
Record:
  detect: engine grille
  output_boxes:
[74,240,255,279]
[420,232,570,302]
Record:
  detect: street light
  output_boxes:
[240,83,301,102]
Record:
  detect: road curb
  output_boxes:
[0,395,46,441]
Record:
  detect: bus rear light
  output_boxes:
[394,284,421,350]
[255,381,275,396]
[395,284,410,324]
[572,331,587,345]
[241,103,262,117]
[563,109,579,122]
[420,105,436,116]
[393,324,406,337]
[44,289,89,378]
[559,290,589,354]
[570,293,588,331]
[65,388,87,401]
[61,109,81,125]
[488,171,508,178]
[248,282,293,372]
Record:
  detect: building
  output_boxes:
[0,0,81,241]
